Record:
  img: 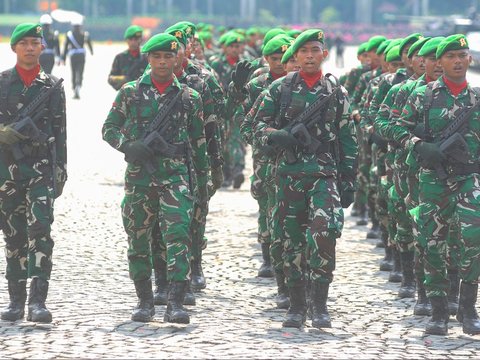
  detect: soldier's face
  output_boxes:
[284,57,301,73]
[388,60,404,73]
[265,53,285,75]
[225,43,241,58]
[424,54,443,81]
[439,49,471,81]
[367,50,380,68]
[410,52,425,77]
[401,45,413,71]
[147,51,177,81]
[295,41,327,74]
[12,36,44,68]
[358,52,369,65]
[127,35,142,51]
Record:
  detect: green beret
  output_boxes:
[246,27,259,36]
[224,33,245,46]
[418,36,445,57]
[281,46,295,64]
[357,42,368,55]
[124,25,143,40]
[407,36,430,58]
[217,25,226,33]
[386,44,402,62]
[10,23,43,46]
[198,31,212,41]
[436,34,469,59]
[291,29,325,54]
[141,33,180,54]
[365,35,387,52]
[384,38,402,55]
[262,34,295,56]
[196,22,206,31]
[287,29,302,38]
[262,28,287,48]
[173,21,196,37]
[165,27,188,47]
[376,39,391,55]
[399,33,423,55]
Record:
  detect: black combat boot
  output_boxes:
[222,166,232,188]
[311,282,332,328]
[1,280,27,321]
[27,278,52,323]
[232,165,244,189]
[456,282,480,335]
[350,203,359,217]
[355,204,368,226]
[398,251,416,298]
[447,270,459,316]
[414,282,432,316]
[274,271,290,309]
[282,284,307,328]
[164,281,190,324]
[131,278,155,322]
[183,281,196,306]
[258,243,274,278]
[388,248,402,283]
[153,265,168,306]
[367,219,380,239]
[425,296,449,335]
[191,254,206,291]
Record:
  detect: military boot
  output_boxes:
[153,265,168,306]
[447,270,459,316]
[222,166,232,188]
[274,271,290,309]
[425,296,449,336]
[456,282,480,335]
[258,243,274,278]
[27,278,52,323]
[282,284,307,328]
[414,283,432,316]
[73,85,81,99]
[379,228,393,271]
[131,278,155,322]
[398,251,416,298]
[388,248,402,283]
[311,282,332,328]
[164,281,190,324]
[191,254,206,291]
[183,281,196,306]
[367,219,380,239]
[355,204,368,226]
[1,280,27,321]
[232,165,244,189]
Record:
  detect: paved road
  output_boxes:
[0,44,479,358]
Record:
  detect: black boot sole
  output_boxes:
[164,314,190,324]
[1,311,24,321]
[425,326,448,336]
[131,308,155,322]
[27,311,52,323]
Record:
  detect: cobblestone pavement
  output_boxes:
[0,44,480,359]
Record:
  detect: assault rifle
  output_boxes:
[282,86,340,164]
[9,78,64,160]
[125,89,183,174]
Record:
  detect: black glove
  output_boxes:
[369,132,388,151]
[414,141,446,165]
[412,124,425,138]
[231,60,253,89]
[121,140,154,164]
[340,191,355,208]
[268,129,299,149]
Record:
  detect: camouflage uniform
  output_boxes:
[108,50,148,90]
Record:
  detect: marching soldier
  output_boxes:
[102,33,208,324]
[39,14,60,74]
[0,23,67,323]
[108,25,148,91]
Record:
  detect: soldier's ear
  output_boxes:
[11,45,16,53]
[323,49,329,58]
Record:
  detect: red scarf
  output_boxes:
[443,75,467,97]
[16,64,40,87]
[129,49,140,58]
[300,70,323,89]
[226,55,238,66]
[270,71,286,80]
[425,75,434,84]
[151,76,173,94]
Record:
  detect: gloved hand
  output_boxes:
[369,132,388,151]
[121,140,154,164]
[0,124,28,145]
[340,191,355,208]
[414,141,446,165]
[268,129,299,149]
[211,165,224,191]
[231,60,253,89]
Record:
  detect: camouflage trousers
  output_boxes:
[265,163,283,271]
[276,174,344,286]
[390,166,414,252]
[355,135,372,209]
[250,157,270,244]
[121,180,193,282]
[0,176,54,281]
[223,113,246,180]
[415,173,480,297]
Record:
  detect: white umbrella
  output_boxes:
[51,9,84,24]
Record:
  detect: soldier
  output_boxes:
[108,25,148,91]
[102,33,208,324]
[385,34,480,336]
[255,29,358,329]
[0,23,67,323]
[62,17,93,99]
[39,14,60,74]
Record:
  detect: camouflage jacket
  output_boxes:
[108,50,148,90]
[209,54,238,92]
[344,64,370,99]
[0,68,66,181]
[254,72,358,191]
[359,73,386,129]
[102,73,208,188]
[393,77,480,182]
[351,67,383,111]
